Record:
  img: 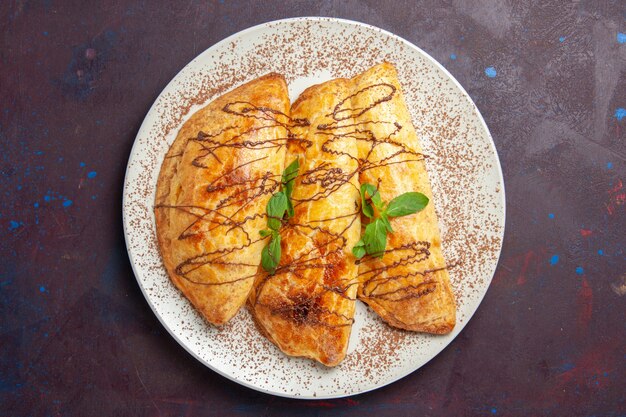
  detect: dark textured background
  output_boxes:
[1,1,625,416]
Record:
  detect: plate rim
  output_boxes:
[122,16,506,400]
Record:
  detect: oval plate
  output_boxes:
[122,17,505,399]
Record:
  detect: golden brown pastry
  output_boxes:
[155,73,292,325]
[351,62,456,333]
[248,78,362,366]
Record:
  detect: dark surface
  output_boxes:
[1,1,625,416]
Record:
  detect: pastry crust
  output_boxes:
[155,73,291,325]
[248,78,361,366]
[351,63,456,333]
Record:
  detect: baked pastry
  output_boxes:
[248,78,361,366]
[155,73,291,325]
[352,63,456,333]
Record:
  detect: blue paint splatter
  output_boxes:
[91,195,97,200]
[607,162,613,169]
[8,220,21,231]
[618,32,626,44]
[34,150,44,155]
[43,31,49,36]
[559,36,566,42]
[44,194,52,202]
[450,53,457,60]
[16,185,22,191]
[598,249,604,255]
[33,202,39,208]
[560,363,575,372]
[491,408,497,414]
[485,66,497,78]
[39,286,46,293]
[548,213,555,219]
[87,171,97,179]
[576,267,584,275]
[615,108,626,121]
[79,162,86,167]
[550,255,559,265]
[62,199,73,207]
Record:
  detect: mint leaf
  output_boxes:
[261,234,282,274]
[380,214,393,233]
[360,183,382,218]
[282,158,299,198]
[282,158,299,218]
[259,229,272,238]
[261,243,275,273]
[385,192,429,217]
[352,239,366,259]
[363,218,387,258]
[267,191,288,230]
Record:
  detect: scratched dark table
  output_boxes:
[2,1,625,416]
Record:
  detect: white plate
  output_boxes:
[122,17,505,399]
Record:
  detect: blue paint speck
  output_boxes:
[16,185,22,191]
[559,36,566,42]
[34,150,44,155]
[62,199,73,207]
[34,202,39,208]
[91,195,97,200]
[491,408,497,414]
[607,162,613,169]
[8,220,21,231]
[550,255,559,265]
[560,363,575,372]
[39,286,46,293]
[450,53,457,60]
[615,108,626,121]
[576,266,584,275]
[598,249,604,255]
[44,195,52,202]
[43,31,49,36]
[79,162,86,167]
[618,32,626,44]
[87,171,97,179]
[548,213,555,219]
[485,66,497,78]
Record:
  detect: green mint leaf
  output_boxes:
[385,192,429,217]
[286,199,295,219]
[380,214,393,233]
[261,243,275,273]
[259,229,272,238]
[267,191,288,230]
[282,158,299,218]
[360,183,382,218]
[352,239,366,259]
[282,158,299,198]
[363,218,387,258]
[261,235,282,274]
